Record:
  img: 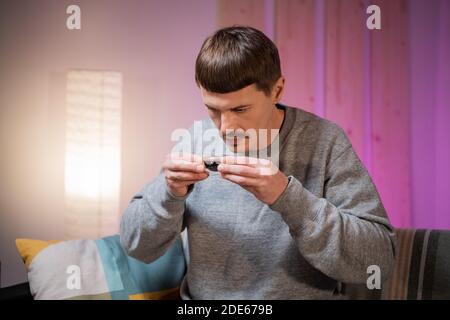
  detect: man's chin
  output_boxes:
[225,142,256,154]
[225,142,243,153]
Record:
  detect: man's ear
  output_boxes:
[272,77,285,103]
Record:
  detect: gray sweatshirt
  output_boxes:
[120,103,396,299]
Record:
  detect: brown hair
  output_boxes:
[195,26,281,96]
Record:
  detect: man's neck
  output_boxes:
[258,104,285,152]
[273,105,285,130]
[269,104,285,140]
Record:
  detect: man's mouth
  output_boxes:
[229,138,245,148]
[224,136,247,144]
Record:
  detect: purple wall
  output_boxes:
[410,0,450,229]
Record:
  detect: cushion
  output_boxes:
[15,235,186,300]
[344,228,450,299]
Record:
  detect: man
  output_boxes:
[120,26,396,299]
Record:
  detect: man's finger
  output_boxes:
[220,173,258,187]
[217,163,259,177]
[221,155,271,167]
[167,152,203,164]
[166,171,208,181]
[164,159,205,173]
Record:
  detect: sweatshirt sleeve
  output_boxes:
[269,134,397,285]
[120,170,193,264]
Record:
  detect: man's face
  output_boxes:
[200,80,283,153]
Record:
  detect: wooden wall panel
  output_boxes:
[217,0,265,30]
[371,0,411,227]
[325,0,366,161]
[434,0,450,229]
[275,0,316,113]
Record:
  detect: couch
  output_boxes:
[1,228,449,300]
[344,228,450,299]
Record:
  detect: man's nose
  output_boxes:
[219,112,235,136]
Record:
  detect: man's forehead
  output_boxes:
[200,84,258,109]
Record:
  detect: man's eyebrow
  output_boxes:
[204,104,250,110]
[204,104,216,110]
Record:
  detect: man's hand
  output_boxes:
[163,153,208,197]
[218,156,289,205]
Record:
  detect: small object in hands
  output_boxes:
[203,157,221,172]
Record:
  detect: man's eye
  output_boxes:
[234,108,247,113]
